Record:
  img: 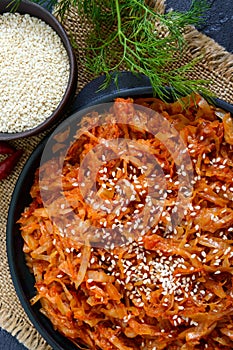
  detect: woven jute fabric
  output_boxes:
[0,1,232,349]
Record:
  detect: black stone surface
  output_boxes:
[166,0,233,53]
[1,0,232,349]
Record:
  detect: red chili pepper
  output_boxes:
[0,149,23,180]
[0,141,15,154]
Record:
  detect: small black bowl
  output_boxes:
[0,0,77,141]
[7,72,233,349]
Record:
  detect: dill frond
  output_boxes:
[12,0,212,100]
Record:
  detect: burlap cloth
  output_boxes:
[0,1,233,349]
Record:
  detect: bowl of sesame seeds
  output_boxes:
[6,73,233,349]
[0,0,77,140]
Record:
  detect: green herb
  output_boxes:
[13,0,212,100]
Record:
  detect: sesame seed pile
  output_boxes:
[0,13,70,133]
[19,95,233,349]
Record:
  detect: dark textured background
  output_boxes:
[1,0,232,349]
[166,0,233,53]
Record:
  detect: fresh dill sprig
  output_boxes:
[79,0,212,99]
[11,0,212,100]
